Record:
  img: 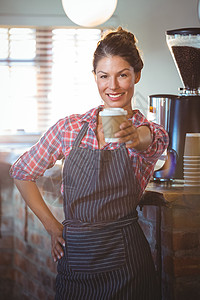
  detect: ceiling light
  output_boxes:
[61,0,118,27]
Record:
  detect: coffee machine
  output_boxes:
[152,28,200,180]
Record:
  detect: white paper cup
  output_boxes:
[183,158,200,162]
[184,172,200,175]
[184,174,200,178]
[184,183,200,187]
[99,108,127,142]
[184,180,200,184]
[184,163,200,167]
[184,156,200,159]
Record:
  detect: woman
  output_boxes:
[10,27,168,299]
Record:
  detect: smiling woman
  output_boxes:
[10,27,169,300]
[0,27,102,134]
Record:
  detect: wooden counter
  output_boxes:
[139,181,200,300]
[146,180,200,196]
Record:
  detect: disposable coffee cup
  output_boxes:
[99,108,127,142]
[184,133,200,157]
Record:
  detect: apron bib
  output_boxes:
[62,122,140,222]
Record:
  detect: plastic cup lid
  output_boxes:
[99,108,127,116]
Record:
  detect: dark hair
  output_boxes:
[93,27,144,74]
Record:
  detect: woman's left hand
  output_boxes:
[114,120,140,148]
[115,121,153,151]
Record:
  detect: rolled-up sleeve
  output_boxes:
[138,121,169,163]
[130,111,169,163]
[127,111,169,195]
[9,119,65,181]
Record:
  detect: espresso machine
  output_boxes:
[151,28,200,181]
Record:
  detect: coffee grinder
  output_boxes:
[152,28,200,180]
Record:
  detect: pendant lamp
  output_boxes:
[61,0,118,27]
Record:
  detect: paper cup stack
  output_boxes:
[183,133,200,187]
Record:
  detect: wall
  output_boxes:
[0,0,199,115]
[0,165,64,300]
[0,164,15,299]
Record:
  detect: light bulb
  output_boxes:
[61,0,118,27]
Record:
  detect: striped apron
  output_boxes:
[55,122,159,300]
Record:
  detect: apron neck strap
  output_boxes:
[73,122,89,148]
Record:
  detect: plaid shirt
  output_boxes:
[10,105,169,196]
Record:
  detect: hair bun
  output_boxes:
[93,26,143,74]
[117,26,123,31]
[117,27,136,44]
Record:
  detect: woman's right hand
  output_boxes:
[13,180,66,263]
[49,221,66,262]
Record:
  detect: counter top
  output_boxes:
[146,181,200,195]
[141,180,200,210]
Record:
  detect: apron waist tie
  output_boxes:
[62,213,138,231]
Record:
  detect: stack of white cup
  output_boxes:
[183,133,200,187]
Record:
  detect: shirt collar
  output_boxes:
[80,105,103,124]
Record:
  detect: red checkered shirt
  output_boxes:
[10,105,169,197]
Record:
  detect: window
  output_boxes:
[0,27,102,134]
